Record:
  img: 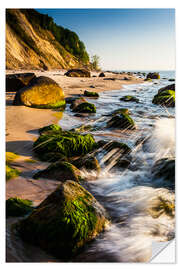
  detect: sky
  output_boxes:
[36,9,175,71]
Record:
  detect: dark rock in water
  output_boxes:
[152,158,175,185]
[105,108,129,117]
[71,124,93,133]
[107,113,136,130]
[84,90,99,98]
[99,72,105,77]
[13,76,65,109]
[6,197,33,217]
[120,95,139,103]
[97,140,131,155]
[16,180,108,260]
[72,155,101,173]
[65,69,90,77]
[73,102,96,113]
[168,78,175,82]
[38,152,67,163]
[39,124,62,135]
[33,130,97,160]
[65,97,78,104]
[158,84,175,94]
[33,161,82,182]
[152,90,175,107]
[146,72,160,79]
[6,73,36,92]
[70,97,87,110]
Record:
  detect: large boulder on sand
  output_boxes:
[6,73,36,92]
[13,76,65,109]
[65,69,90,77]
[16,180,108,260]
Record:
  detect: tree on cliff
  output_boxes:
[91,55,101,71]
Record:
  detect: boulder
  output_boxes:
[84,90,99,98]
[39,124,62,135]
[120,95,139,103]
[13,76,65,109]
[146,72,160,79]
[107,113,136,130]
[152,90,175,107]
[65,69,90,77]
[16,180,108,260]
[70,97,87,110]
[72,102,96,113]
[6,73,36,92]
[98,140,131,155]
[33,161,82,182]
[152,158,175,185]
[158,84,175,94]
[99,72,105,77]
[6,197,33,217]
[72,155,101,173]
[33,130,97,160]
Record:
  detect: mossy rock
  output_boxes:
[13,76,65,109]
[6,152,19,163]
[33,161,81,182]
[39,124,62,135]
[152,90,175,107]
[6,164,20,181]
[33,130,97,160]
[16,180,108,260]
[152,158,175,185]
[38,152,67,163]
[72,102,96,113]
[146,72,160,79]
[6,73,36,92]
[107,113,136,130]
[100,140,131,155]
[105,108,129,117]
[158,84,175,94]
[65,69,91,77]
[120,95,139,103]
[6,197,33,217]
[72,155,101,173]
[70,97,87,110]
[71,124,93,133]
[84,90,99,98]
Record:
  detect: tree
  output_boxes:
[91,55,100,71]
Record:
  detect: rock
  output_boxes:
[100,140,131,154]
[6,197,33,217]
[71,124,93,133]
[84,90,99,98]
[123,77,129,80]
[37,152,67,163]
[158,84,175,94]
[99,72,105,77]
[72,155,101,173]
[107,113,136,130]
[146,72,160,79]
[13,76,65,109]
[152,90,175,107]
[16,180,108,260]
[144,78,152,82]
[33,130,97,160]
[168,78,175,82]
[72,102,96,113]
[120,95,139,103]
[105,108,129,117]
[6,73,36,92]
[70,97,87,110]
[65,69,90,77]
[65,97,78,104]
[90,85,95,88]
[6,164,20,181]
[103,78,116,81]
[112,157,131,170]
[39,124,62,135]
[33,161,82,182]
[152,158,175,184]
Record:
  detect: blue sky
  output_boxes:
[36,9,175,70]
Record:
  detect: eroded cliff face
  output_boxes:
[6,9,87,70]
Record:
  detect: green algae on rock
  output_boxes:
[107,113,136,130]
[6,152,19,163]
[13,76,65,109]
[33,161,82,182]
[146,72,160,79]
[120,95,139,103]
[33,130,97,160]
[6,164,20,181]
[39,124,62,135]
[72,102,96,113]
[84,90,99,98]
[6,197,33,217]
[157,84,175,94]
[152,90,175,107]
[16,180,108,260]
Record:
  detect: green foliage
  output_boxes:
[39,124,62,135]
[84,90,99,97]
[20,9,89,64]
[73,102,96,113]
[33,130,97,160]
[6,197,33,217]
[91,55,100,70]
[6,165,20,181]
